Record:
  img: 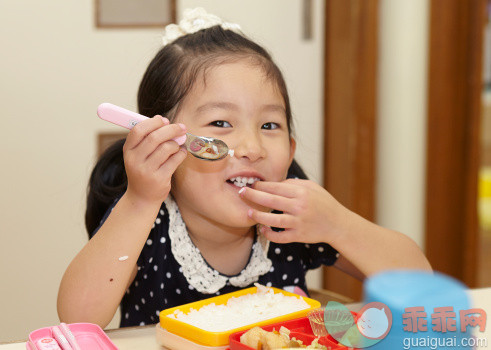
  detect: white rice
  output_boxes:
[166,285,310,332]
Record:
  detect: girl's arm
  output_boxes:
[57,193,161,327]
[329,207,432,277]
[333,254,366,281]
[57,117,187,328]
[241,179,431,279]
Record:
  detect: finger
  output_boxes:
[259,225,297,244]
[135,123,187,159]
[252,180,305,199]
[146,140,181,170]
[247,208,297,229]
[124,116,169,150]
[158,148,187,175]
[239,187,296,213]
[284,178,323,191]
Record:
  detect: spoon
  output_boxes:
[97,103,233,161]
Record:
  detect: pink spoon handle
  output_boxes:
[97,103,187,145]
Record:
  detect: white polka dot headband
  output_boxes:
[162,7,242,46]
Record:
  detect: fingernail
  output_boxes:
[238,187,246,195]
[160,116,170,125]
[247,209,253,218]
[259,225,265,234]
[178,123,186,131]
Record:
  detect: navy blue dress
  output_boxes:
[90,165,339,327]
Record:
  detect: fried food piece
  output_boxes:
[240,326,328,349]
[260,331,290,350]
[240,326,268,349]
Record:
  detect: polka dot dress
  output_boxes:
[90,166,338,328]
[92,201,338,328]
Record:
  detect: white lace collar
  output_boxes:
[165,196,272,294]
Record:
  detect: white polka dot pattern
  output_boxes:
[115,196,339,328]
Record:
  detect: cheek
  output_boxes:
[172,158,224,193]
[268,143,293,179]
[171,159,198,197]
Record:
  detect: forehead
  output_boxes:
[184,60,284,109]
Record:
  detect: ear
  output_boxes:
[289,137,296,164]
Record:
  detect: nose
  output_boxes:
[232,129,266,162]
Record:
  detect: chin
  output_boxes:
[210,206,256,229]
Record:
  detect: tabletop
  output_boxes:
[2,288,490,350]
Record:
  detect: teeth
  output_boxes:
[229,176,261,187]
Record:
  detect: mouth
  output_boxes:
[226,176,262,188]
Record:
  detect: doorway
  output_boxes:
[478,3,491,286]
[424,0,488,288]
[322,0,489,298]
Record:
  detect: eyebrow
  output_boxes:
[196,102,239,113]
[196,102,286,114]
[261,104,286,114]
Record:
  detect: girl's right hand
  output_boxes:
[123,116,187,205]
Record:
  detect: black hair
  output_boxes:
[85,139,127,234]
[85,25,306,236]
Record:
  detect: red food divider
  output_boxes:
[229,314,358,350]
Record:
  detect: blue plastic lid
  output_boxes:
[362,270,472,349]
[364,270,469,309]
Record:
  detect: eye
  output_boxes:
[262,122,279,130]
[209,120,232,128]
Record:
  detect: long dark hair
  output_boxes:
[85,25,306,235]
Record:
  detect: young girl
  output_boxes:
[57,8,431,328]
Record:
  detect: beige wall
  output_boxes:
[376,0,429,248]
[0,0,435,342]
[483,92,491,150]
[0,0,326,341]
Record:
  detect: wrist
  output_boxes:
[123,188,164,211]
[324,206,362,247]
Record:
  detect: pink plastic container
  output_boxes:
[26,323,118,350]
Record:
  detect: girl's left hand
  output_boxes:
[240,178,349,244]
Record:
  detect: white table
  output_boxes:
[2,288,489,350]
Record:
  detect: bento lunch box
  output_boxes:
[158,286,321,347]
[228,316,357,350]
[26,323,118,350]
[156,325,230,350]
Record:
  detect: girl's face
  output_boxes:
[171,59,295,230]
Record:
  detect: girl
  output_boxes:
[57,8,431,328]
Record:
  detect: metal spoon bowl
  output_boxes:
[97,103,232,161]
[183,133,230,161]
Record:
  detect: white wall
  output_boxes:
[376,0,430,248]
[0,0,433,342]
[484,16,491,84]
[0,0,325,341]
